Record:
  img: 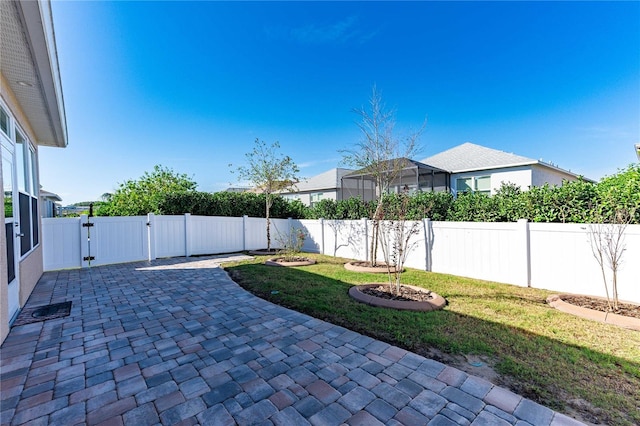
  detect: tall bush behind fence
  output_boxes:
[159,191,306,219]
[307,165,640,224]
[97,164,638,225]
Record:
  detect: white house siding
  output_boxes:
[282,168,354,206]
[1,78,44,343]
[531,164,582,187]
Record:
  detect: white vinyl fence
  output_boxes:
[42,215,640,303]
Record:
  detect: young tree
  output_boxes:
[341,86,425,265]
[588,207,633,313]
[234,139,300,251]
[379,190,422,295]
[98,165,197,216]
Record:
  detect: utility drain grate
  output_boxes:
[13,301,72,326]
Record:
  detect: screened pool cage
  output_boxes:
[340,158,451,202]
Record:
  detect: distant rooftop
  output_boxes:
[420,142,537,173]
[288,168,353,192]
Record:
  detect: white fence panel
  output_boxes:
[398,220,428,271]
[41,214,639,303]
[243,217,267,250]
[190,216,244,255]
[530,223,640,302]
[270,218,290,249]
[243,217,291,251]
[42,218,82,270]
[87,216,148,267]
[154,215,187,258]
[293,219,322,253]
[429,221,526,286]
[617,224,640,303]
[324,219,368,260]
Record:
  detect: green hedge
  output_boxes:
[306,165,639,224]
[157,191,307,219]
[98,164,639,224]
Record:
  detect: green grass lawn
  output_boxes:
[223,254,640,426]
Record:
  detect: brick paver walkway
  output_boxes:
[0,255,584,425]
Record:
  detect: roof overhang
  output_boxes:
[1,0,67,148]
[344,158,450,180]
[449,161,537,174]
[39,189,62,201]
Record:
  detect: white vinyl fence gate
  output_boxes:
[42,214,640,303]
[42,214,300,269]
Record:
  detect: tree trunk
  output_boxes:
[266,196,271,251]
[369,200,384,266]
[612,266,619,311]
[370,221,378,266]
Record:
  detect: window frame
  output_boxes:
[12,122,40,258]
[456,175,491,196]
[0,105,10,137]
[309,192,324,207]
[474,176,491,195]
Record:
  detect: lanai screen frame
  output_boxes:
[340,158,451,201]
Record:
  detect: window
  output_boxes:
[2,151,13,219]
[456,178,473,193]
[0,106,9,136]
[15,132,26,192]
[14,129,39,256]
[456,176,491,196]
[29,145,38,195]
[475,176,491,195]
[310,192,323,207]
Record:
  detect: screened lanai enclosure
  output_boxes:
[340,158,451,201]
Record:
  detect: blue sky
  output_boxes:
[40,1,640,204]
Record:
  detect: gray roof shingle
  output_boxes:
[420,142,537,173]
[292,168,354,192]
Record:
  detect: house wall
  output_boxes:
[283,190,340,207]
[1,73,44,344]
[531,164,581,187]
[451,166,533,195]
[18,245,43,305]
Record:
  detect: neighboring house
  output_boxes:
[1,0,68,344]
[420,142,589,196]
[281,168,355,207]
[40,189,62,218]
[283,143,589,206]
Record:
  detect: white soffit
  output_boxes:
[0,0,67,148]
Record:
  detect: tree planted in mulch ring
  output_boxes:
[265,257,317,267]
[349,283,446,312]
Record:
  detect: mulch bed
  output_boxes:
[361,284,435,302]
[350,261,390,269]
[269,256,311,262]
[561,295,640,319]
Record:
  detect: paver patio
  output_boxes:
[0,255,584,425]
